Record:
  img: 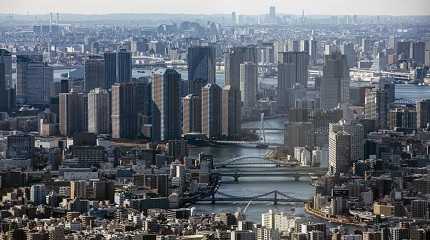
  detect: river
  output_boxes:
[188,118,315,222]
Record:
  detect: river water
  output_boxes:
[188,118,315,222]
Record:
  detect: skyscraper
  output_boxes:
[416,99,430,129]
[16,55,53,105]
[340,42,356,68]
[152,69,181,142]
[225,46,258,89]
[364,86,391,129]
[182,94,201,134]
[88,88,111,134]
[111,83,137,139]
[222,85,241,137]
[277,63,296,111]
[309,39,318,65]
[104,52,117,88]
[0,49,14,113]
[285,121,315,153]
[240,62,258,108]
[59,90,88,137]
[85,55,105,91]
[411,42,425,65]
[187,46,216,95]
[328,129,351,176]
[201,83,222,139]
[320,51,350,110]
[116,49,132,83]
[278,51,309,88]
[329,120,364,162]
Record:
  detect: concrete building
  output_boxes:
[116,49,132,83]
[88,88,111,134]
[417,99,430,129]
[104,52,117,88]
[182,94,201,134]
[152,69,181,141]
[320,51,350,110]
[222,85,241,138]
[329,129,351,175]
[84,55,105,91]
[285,122,314,153]
[16,55,53,105]
[277,51,309,88]
[388,107,417,129]
[201,83,222,139]
[240,62,258,110]
[187,45,216,95]
[225,46,258,89]
[59,91,88,137]
[111,83,137,139]
[329,120,364,162]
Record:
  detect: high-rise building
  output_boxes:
[286,122,314,153]
[417,99,430,129]
[278,51,309,87]
[152,69,181,141]
[111,83,137,139]
[84,55,105,91]
[6,134,35,159]
[328,129,351,175]
[320,51,350,110]
[269,6,276,19]
[340,42,356,68]
[225,46,258,89]
[16,55,53,105]
[104,52,117,88]
[309,39,318,65]
[30,184,47,205]
[277,63,296,111]
[222,85,241,137]
[364,87,391,129]
[116,49,132,83]
[182,94,201,134]
[240,62,258,108]
[411,42,425,65]
[201,83,222,139]
[396,41,411,60]
[187,46,216,95]
[329,120,364,162]
[0,49,14,113]
[88,88,111,134]
[388,107,417,129]
[59,90,88,137]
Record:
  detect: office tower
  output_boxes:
[320,51,350,110]
[16,55,53,105]
[328,129,351,175]
[201,83,222,139]
[288,40,300,52]
[269,6,276,19]
[30,184,47,205]
[240,62,258,108]
[111,83,137,139]
[277,63,295,111]
[104,52,117,88]
[286,122,314,153]
[152,69,181,141]
[222,85,241,137]
[309,39,317,65]
[6,134,34,159]
[0,49,12,89]
[364,88,390,129]
[278,51,309,87]
[274,40,288,64]
[0,49,14,113]
[134,80,152,118]
[187,46,216,95]
[417,99,430,129]
[88,88,111,134]
[396,41,411,60]
[116,49,132,83]
[84,55,105,91]
[329,121,364,162]
[59,90,87,137]
[300,40,310,54]
[225,46,258,89]
[261,210,290,232]
[411,42,425,65]
[388,108,417,129]
[340,42,356,68]
[372,51,387,72]
[182,94,201,134]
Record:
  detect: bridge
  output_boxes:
[213,155,327,181]
[213,140,283,148]
[242,127,285,131]
[198,190,307,205]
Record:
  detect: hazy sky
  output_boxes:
[1,0,430,16]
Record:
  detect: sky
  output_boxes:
[1,0,430,16]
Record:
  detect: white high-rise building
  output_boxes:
[261,210,293,232]
[329,120,364,162]
[88,88,111,134]
[328,129,351,175]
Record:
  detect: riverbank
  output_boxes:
[304,203,366,227]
